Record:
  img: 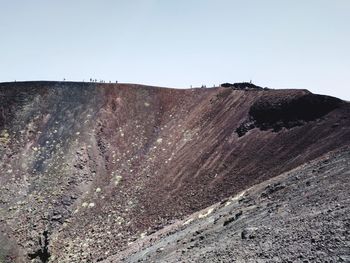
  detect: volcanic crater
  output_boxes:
[0,81,349,262]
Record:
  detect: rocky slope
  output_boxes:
[105,147,350,262]
[0,81,349,262]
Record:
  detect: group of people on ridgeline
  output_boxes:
[61,78,118,83]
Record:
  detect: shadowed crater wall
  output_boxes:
[236,92,343,136]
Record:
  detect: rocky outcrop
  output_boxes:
[220,82,266,90]
[236,92,343,136]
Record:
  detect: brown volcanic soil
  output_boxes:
[0,81,349,262]
[107,147,350,262]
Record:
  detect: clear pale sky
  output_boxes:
[0,0,349,100]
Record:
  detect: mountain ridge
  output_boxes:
[0,81,349,262]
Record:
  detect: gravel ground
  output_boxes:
[106,147,350,263]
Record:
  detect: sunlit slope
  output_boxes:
[0,81,349,262]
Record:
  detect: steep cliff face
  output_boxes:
[0,81,349,262]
